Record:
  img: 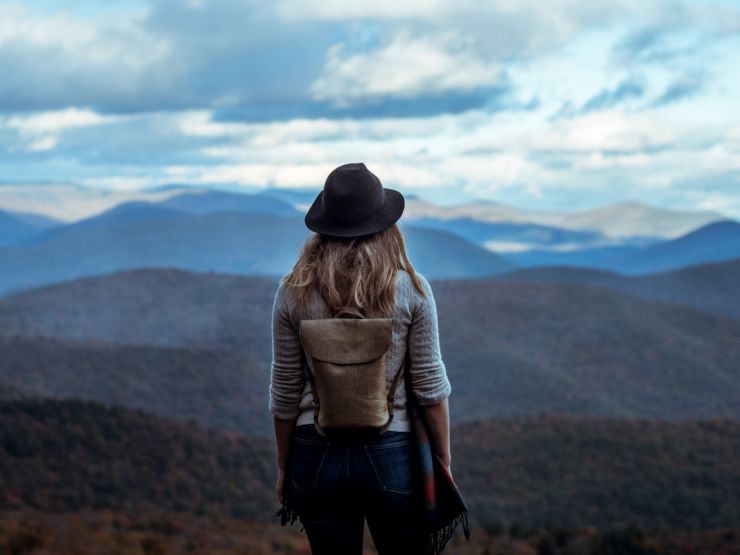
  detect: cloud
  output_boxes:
[1,0,740,219]
[0,0,704,118]
[650,72,704,106]
[581,77,645,111]
[310,30,507,106]
[0,3,175,113]
[612,24,669,64]
[275,0,450,20]
[26,136,58,153]
[4,108,124,135]
[0,107,129,153]
[1,101,738,217]
[0,0,331,114]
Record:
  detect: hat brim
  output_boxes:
[304,187,405,238]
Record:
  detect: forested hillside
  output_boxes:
[2,398,739,533]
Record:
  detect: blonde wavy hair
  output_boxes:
[281,223,426,317]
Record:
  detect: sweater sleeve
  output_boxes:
[268,282,306,420]
[407,274,452,406]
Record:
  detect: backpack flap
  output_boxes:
[299,318,393,364]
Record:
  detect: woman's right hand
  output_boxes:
[442,455,452,476]
[421,398,453,477]
[434,449,453,477]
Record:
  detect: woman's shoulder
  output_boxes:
[397,269,433,306]
[272,279,291,313]
[397,267,428,282]
[273,278,307,309]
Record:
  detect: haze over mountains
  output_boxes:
[1,183,724,238]
[0,183,738,295]
[0,201,515,295]
[402,198,724,240]
[592,219,740,274]
[486,218,740,271]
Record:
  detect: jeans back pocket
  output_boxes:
[364,437,415,495]
[290,436,330,491]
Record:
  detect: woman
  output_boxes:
[269,162,454,554]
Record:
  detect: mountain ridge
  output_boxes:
[1,267,738,436]
[594,219,740,274]
[0,182,728,240]
[497,256,740,320]
[0,211,514,295]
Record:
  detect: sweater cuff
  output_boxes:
[413,377,452,406]
[269,398,301,420]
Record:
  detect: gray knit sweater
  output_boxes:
[268,269,452,432]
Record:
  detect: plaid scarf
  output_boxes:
[275,344,470,554]
[403,347,470,554]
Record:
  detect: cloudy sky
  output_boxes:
[1,0,739,216]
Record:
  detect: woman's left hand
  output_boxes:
[276,466,286,505]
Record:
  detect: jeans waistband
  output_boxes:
[294,423,411,445]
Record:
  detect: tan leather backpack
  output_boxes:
[298,306,404,436]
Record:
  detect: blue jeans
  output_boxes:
[288,424,432,555]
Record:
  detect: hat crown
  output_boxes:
[322,163,385,226]
[304,161,404,237]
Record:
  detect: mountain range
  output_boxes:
[1,183,735,252]
[0,333,268,435]
[0,200,516,295]
[0,208,59,247]
[402,198,724,240]
[0,187,739,295]
[592,219,740,274]
[0,183,725,240]
[497,256,740,320]
[1,266,738,437]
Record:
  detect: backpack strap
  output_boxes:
[334,306,365,319]
[299,344,325,435]
[375,356,407,434]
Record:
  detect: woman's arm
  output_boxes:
[269,283,307,420]
[420,397,451,470]
[273,415,297,504]
[407,274,453,469]
[274,415,297,471]
[268,283,306,502]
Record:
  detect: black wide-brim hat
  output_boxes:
[305,162,405,238]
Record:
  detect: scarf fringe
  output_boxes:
[276,500,471,554]
[431,509,471,555]
[274,499,305,533]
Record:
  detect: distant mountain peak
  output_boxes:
[91,200,185,219]
[160,189,300,216]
